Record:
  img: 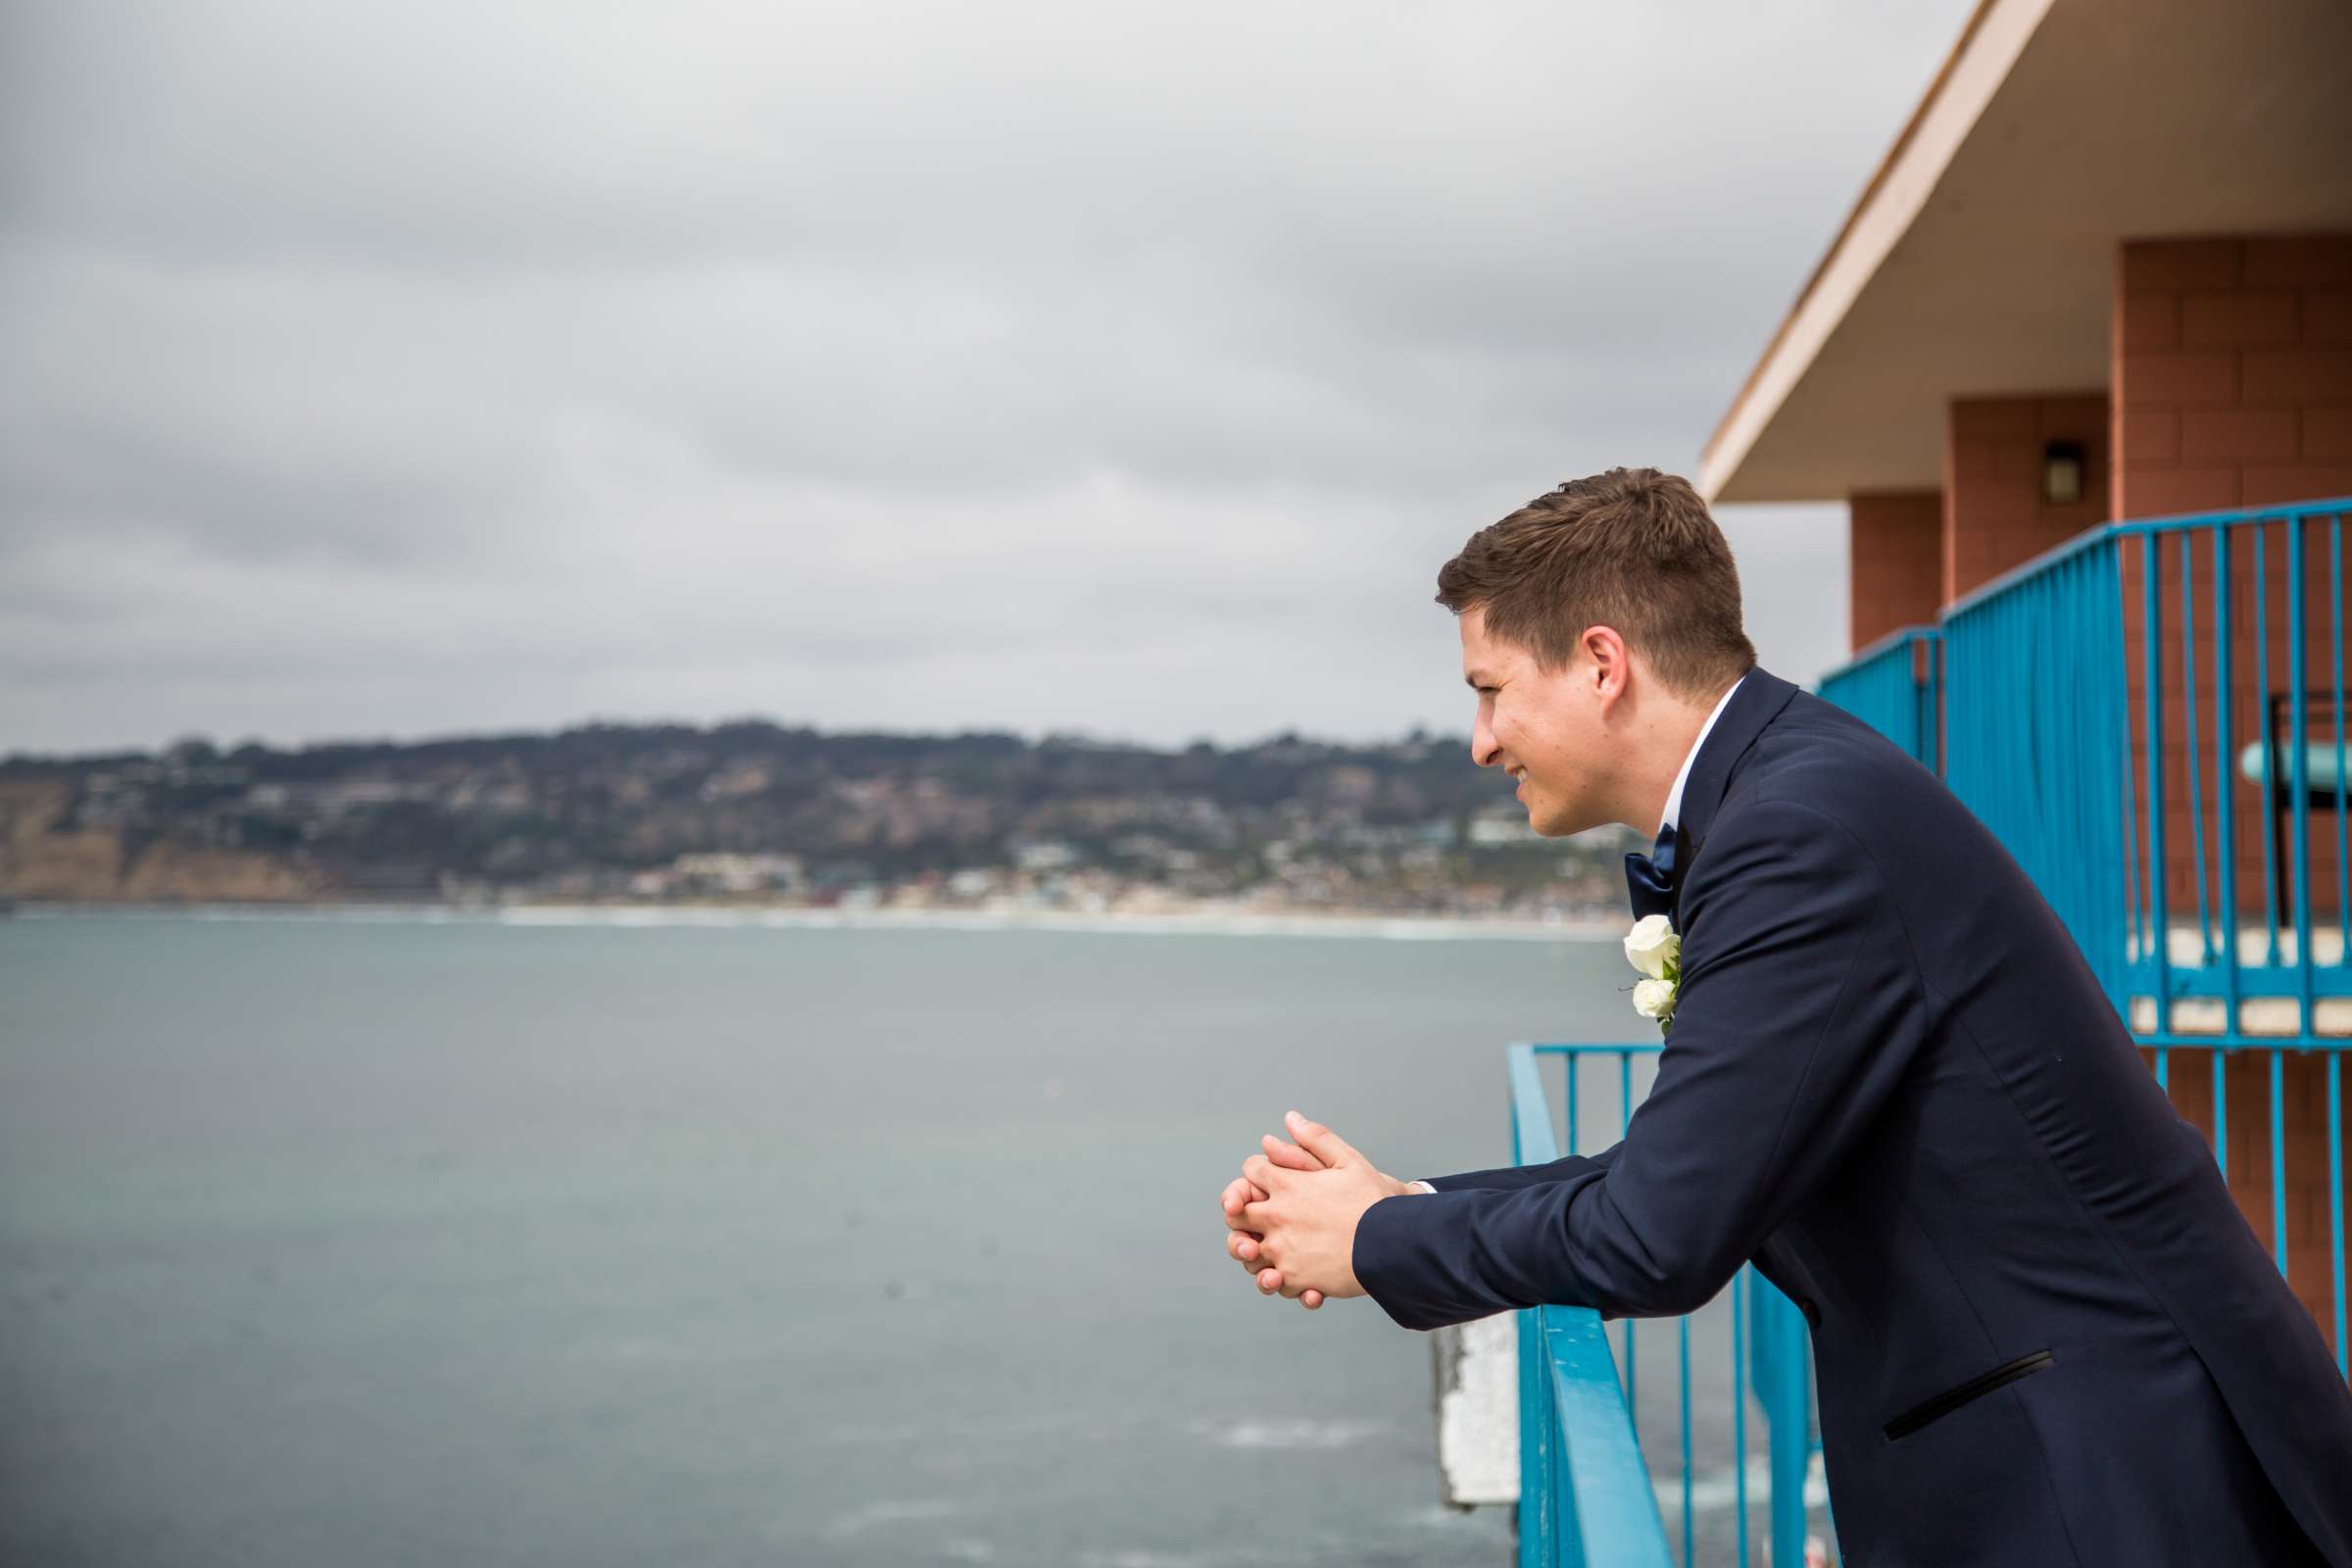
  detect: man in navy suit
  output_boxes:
[1220,470,2352,1565]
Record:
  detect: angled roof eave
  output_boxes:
[1696,0,2053,505]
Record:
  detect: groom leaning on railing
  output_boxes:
[1217,468,2352,1566]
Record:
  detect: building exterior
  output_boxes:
[1713,0,2352,1348]
[1505,2,2352,1561]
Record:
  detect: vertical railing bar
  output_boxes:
[1924,628,1936,770]
[2041,558,2058,964]
[2256,521,2280,965]
[2329,1052,2347,1380]
[2119,534,2132,1004]
[2122,544,2145,982]
[2157,1045,2170,1093]
[1919,628,1930,765]
[2095,548,2109,974]
[1903,632,1918,765]
[2059,563,2074,959]
[2183,528,2214,962]
[2271,1049,2289,1279]
[2070,557,2088,982]
[1512,1053,1552,1568]
[1559,1052,1572,1167]
[1679,1314,1692,1568]
[1733,1267,1748,1568]
[2215,527,2242,1028]
[1567,1053,1579,1157]
[1620,1049,1637,1424]
[2329,514,2348,969]
[2051,561,2073,965]
[1914,630,1926,773]
[2056,560,2073,960]
[2143,527,2172,1035]
[2102,548,2122,1000]
[2287,512,2313,1028]
[2215,1047,2230,1176]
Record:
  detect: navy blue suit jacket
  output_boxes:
[1353,666,2352,1567]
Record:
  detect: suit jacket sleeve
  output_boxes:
[1418,1141,1623,1194]
[1353,797,1931,1329]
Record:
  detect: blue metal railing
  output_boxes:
[1816,623,1941,772]
[1898,496,2352,1043]
[1817,496,2352,1376]
[1510,1042,1822,1567]
[1940,525,2132,1003]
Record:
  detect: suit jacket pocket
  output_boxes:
[1884,1349,2054,1441]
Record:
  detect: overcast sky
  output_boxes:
[1,0,1977,757]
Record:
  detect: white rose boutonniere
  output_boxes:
[1623,912,1681,1033]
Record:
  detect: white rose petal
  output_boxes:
[1632,977,1678,1021]
[1623,913,1680,979]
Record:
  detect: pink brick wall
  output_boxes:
[2112,235,2352,517]
[1941,393,2111,603]
[1847,490,1943,652]
[2116,238,2352,1350]
[2113,237,2351,934]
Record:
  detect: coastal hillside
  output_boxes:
[0,723,1636,921]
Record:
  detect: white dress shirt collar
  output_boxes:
[1659,672,1746,836]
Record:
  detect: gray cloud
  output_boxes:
[1,0,1973,755]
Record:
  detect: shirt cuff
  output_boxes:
[1408,1179,1437,1195]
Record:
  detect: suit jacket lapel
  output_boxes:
[1669,665,1801,927]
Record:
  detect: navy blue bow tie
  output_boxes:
[1624,820,1680,920]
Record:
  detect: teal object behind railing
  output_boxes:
[1509,1042,1823,1566]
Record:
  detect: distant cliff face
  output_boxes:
[114,840,329,902]
[0,721,1637,916]
[0,779,325,903]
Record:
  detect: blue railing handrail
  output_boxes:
[1544,1312,1677,1565]
[1508,1042,1674,1567]
[1840,619,1940,668]
[1507,1043,1824,1564]
[1522,1043,1823,1566]
[1937,494,2352,621]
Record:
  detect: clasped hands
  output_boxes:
[1218,1109,1412,1311]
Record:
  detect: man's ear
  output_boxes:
[1583,626,1633,708]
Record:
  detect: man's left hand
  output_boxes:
[1238,1111,1406,1301]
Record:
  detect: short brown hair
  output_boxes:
[1435,467,1756,701]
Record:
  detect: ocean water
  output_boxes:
[0,907,1699,1567]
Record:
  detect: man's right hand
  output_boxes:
[1223,1133,1333,1309]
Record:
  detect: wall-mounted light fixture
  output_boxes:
[2042,440,2084,506]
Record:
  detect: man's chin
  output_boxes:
[1525,800,1603,838]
